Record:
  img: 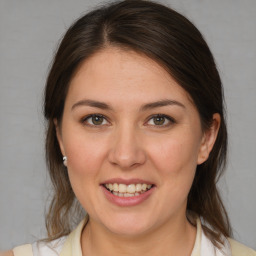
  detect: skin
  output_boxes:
[0,252,13,256]
[56,47,220,256]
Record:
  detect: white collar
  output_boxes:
[200,225,231,256]
[58,216,231,256]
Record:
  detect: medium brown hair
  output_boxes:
[44,0,231,246]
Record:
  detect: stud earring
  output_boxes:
[63,156,67,166]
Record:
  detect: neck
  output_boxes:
[81,214,196,256]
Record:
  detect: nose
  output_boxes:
[108,125,146,169]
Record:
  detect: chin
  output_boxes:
[101,214,154,237]
[108,224,151,237]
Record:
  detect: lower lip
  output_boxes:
[101,185,155,207]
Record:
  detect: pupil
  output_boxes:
[92,116,103,125]
[154,116,165,125]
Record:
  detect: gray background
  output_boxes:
[0,0,255,251]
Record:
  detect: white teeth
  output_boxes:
[124,193,135,197]
[135,184,142,192]
[104,183,153,196]
[113,183,119,192]
[127,184,136,193]
[119,184,126,193]
[141,184,147,191]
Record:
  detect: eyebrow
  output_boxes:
[72,99,113,111]
[71,99,185,111]
[140,99,185,111]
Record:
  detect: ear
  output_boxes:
[54,118,65,156]
[197,113,221,165]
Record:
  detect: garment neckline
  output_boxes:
[59,216,207,256]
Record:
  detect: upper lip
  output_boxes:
[101,178,155,186]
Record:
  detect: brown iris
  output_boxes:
[153,116,166,125]
[91,115,104,125]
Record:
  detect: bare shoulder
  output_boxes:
[0,251,14,256]
[229,238,256,256]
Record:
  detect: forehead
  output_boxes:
[66,47,192,108]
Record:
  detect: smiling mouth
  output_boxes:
[103,183,153,197]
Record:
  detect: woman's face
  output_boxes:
[56,47,218,236]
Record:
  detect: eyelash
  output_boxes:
[81,114,176,128]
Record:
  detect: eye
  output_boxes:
[147,114,175,127]
[82,114,109,126]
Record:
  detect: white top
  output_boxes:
[24,218,231,256]
[12,217,256,256]
[31,236,67,256]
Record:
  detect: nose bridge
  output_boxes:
[108,121,146,169]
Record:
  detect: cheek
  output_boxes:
[151,137,198,207]
[63,134,109,211]
[63,132,108,178]
[148,133,201,199]
[149,135,200,176]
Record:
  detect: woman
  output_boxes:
[4,0,255,255]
